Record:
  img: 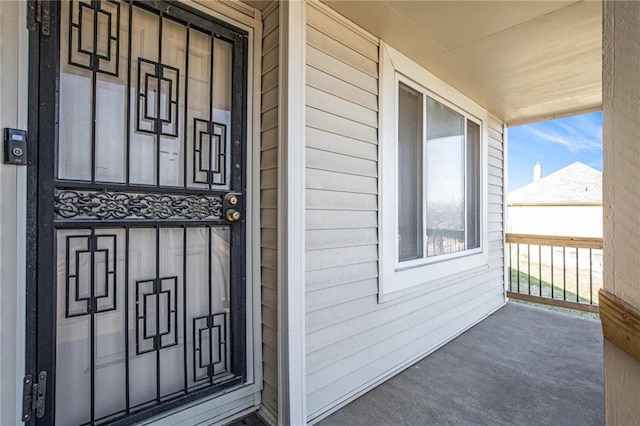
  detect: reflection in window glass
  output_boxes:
[395,85,482,263]
[425,97,465,257]
[466,120,481,250]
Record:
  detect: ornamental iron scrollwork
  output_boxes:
[55,190,223,220]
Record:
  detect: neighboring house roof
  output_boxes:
[508,162,602,205]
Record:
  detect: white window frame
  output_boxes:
[379,41,490,300]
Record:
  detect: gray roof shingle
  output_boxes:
[508,162,602,205]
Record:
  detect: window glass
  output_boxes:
[425,97,465,257]
[397,83,423,261]
[396,92,482,263]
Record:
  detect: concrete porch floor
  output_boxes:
[318,302,604,426]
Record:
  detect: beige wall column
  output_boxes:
[603,1,640,423]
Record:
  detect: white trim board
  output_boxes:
[278,0,308,424]
[0,2,29,424]
[501,123,509,303]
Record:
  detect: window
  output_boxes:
[380,42,489,298]
[397,84,481,262]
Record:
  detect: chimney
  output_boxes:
[533,162,542,182]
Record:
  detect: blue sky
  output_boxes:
[507,111,603,191]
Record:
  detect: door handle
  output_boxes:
[224,193,242,222]
[226,209,241,222]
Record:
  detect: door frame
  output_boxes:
[23,1,264,424]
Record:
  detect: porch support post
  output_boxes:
[277,0,307,424]
[603,0,640,423]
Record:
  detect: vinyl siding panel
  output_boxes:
[306,278,379,313]
[306,261,379,292]
[304,2,506,421]
[307,66,378,111]
[306,278,504,378]
[306,189,377,211]
[307,46,378,94]
[307,287,504,412]
[306,148,377,177]
[306,245,379,271]
[306,107,378,145]
[306,5,379,61]
[306,210,377,230]
[306,127,377,161]
[260,3,279,418]
[306,86,378,128]
[306,228,378,250]
[306,169,378,194]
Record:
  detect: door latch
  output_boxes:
[22,371,47,422]
[224,193,242,222]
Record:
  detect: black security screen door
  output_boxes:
[27,1,248,424]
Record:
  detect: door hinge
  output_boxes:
[27,1,51,36]
[22,371,47,422]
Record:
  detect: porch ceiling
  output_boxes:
[321,1,602,126]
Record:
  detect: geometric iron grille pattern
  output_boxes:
[133,277,179,355]
[193,118,227,185]
[193,312,228,382]
[46,0,247,422]
[54,190,223,220]
[56,224,238,424]
[68,0,120,76]
[65,234,117,317]
[137,58,180,137]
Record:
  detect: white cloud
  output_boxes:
[523,119,602,153]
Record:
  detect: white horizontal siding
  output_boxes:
[306,168,377,194]
[307,210,377,230]
[260,2,279,418]
[307,107,378,145]
[307,126,377,159]
[306,267,504,337]
[306,279,504,379]
[307,46,378,94]
[304,2,506,422]
[306,228,378,250]
[307,66,378,111]
[306,148,377,177]
[307,286,504,414]
[306,261,379,292]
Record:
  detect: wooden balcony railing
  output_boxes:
[506,233,603,313]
